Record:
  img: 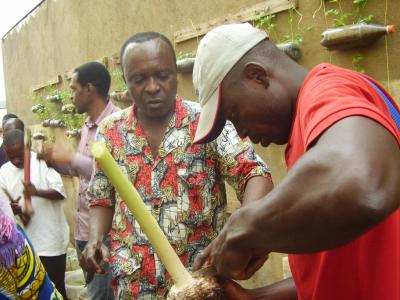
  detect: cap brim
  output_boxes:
[193,86,226,144]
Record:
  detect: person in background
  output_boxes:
[39,62,118,300]
[0,191,63,299]
[1,113,18,128]
[3,117,25,133]
[79,31,273,299]
[0,113,20,167]
[0,129,69,299]
[192,23,400,300]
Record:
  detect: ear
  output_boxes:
[86,83,96,96]
[243,62,269,89]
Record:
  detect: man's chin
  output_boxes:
[144,106,175,120]
[260,140,271,147]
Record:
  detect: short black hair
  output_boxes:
[74,62,111,97]
[3,129,24,148]
[3,118,24,133]
[119,32,176,69]
[2,113,18,127]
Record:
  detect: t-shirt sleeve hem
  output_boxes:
[88,198,114,208]
[305,107,399,149]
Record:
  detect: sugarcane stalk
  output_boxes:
[91,142,222,299]
[23,129,34,215]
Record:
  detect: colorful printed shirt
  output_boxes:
[87,97,271,299]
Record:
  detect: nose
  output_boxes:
[145,77,160,94]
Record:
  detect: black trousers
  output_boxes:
[40,254,68,300]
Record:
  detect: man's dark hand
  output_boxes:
[80,239,111,281]
[10,197,22,215]
[23,182,38,197]
[10,198,31,225]
[220,280,253,300]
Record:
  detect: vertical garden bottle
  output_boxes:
[320,23,396,50]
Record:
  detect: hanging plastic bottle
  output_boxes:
[277,42,302,60]
[320,23,395,50]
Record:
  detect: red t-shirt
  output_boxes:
[285,63,400,300]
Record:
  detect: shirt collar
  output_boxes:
[85,100,116,128]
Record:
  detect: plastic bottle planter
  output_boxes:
[32,132,46,141]
[61,104,76,114]
[110,90,132,103]
[50,120,65,128]
[321,23,396,50]
[31,103,45,113]
[276,42,301,60]
[177,58,195,73]
[45,94,63,102]
[42,119,65,128]
[66,129,81,138]
[42,119,51,127]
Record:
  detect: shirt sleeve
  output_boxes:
[300,68,400,148]
[86,125,115,208]
[0,168,7,191]
[209,121,272,202]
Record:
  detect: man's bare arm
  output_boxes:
[201,116,400,279]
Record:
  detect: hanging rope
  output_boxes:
[383,0,391,92]
[312,0,323,20]
[321,0,332,63]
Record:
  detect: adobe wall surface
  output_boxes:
[2,0,399,288]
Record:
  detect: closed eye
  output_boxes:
[132,75,145,84]
[157,71,171,81]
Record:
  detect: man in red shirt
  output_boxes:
[192,23,400,300]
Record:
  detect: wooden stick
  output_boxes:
[24,129,34,215]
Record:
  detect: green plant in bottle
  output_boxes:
[352,53,366,73]
[110,68,126,92]
[253,8,279,42]
[31,92,50,122]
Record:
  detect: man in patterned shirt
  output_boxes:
[81,32,273,299]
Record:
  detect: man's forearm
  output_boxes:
[71,153,94,180]
[48,153,92,179]
[242,176,273,206]
[239,145,396,254]
[88,206,114,242]
[36,189,64,200]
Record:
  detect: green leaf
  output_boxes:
[325,9,340,17]
[358,14,374,24]
[352,53,365,73]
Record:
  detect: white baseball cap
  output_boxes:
[192,23,268,144]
